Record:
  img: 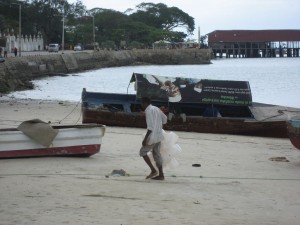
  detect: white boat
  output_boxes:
[0,121,105,159]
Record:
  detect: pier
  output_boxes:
[208,30,300,58]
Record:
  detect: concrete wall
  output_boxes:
[0,48,212,93]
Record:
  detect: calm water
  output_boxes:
[7,58,300,108]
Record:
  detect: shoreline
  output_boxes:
[0,49,212,94]
[1,98,300,224]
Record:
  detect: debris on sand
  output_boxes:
[269,157,289,162]
[105,169,130,178]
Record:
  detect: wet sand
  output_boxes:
[0,98,300,225]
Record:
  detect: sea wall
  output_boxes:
[0,48,212,93]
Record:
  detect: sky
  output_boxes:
[69,0,300,39]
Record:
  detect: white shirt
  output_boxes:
[145,104,167,145]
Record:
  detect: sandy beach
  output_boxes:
[0,97,300,225]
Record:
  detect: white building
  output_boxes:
[0,29,44,52]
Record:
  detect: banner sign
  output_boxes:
[131,73,252,106]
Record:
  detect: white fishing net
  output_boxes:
[148,130,182,169]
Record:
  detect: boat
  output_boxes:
[287,119,300,150]
[81,73,300,138]
[0,119,106,159]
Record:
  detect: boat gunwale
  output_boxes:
[0,124,106,132]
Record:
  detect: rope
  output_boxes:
[279,109,300,113]
[74,104,83,125]
[257,110,285,122]
[256,109,300,122]
[57,99,82,124]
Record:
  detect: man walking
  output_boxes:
[140,97,167,180]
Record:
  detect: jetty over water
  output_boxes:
[208,30,300,58]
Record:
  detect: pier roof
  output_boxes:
[208,30,300,42]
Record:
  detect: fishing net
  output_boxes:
[148,130,182,169]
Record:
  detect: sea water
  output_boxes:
[7,57,300,108]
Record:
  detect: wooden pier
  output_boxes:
[208,30,300,58]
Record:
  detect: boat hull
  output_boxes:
[0,144,101,158]
[0,124,105,159]
[82,108,287,138]
[81,89,292,138]
[287,120,300,150]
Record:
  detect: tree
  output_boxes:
[0,1,195,48]
[0,15,5,32]
[130,3,195,34]
[122,21,165,47]
[128,41,143,49]
[27,0,65,44]
[101,40,116,49]
[92,9,130,46]
[91,3,195,47]
[200,35,208,48]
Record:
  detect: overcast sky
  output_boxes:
[70,0,300,39]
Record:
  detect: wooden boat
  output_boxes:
[287,120,300,150]
[81,73,299,138]
[0,121,106,159]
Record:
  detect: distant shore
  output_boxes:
[0,48,212,94]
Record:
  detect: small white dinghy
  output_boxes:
[0,119,105,159]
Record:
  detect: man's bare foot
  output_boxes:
[151,175,165,180]
[146,171,158,179]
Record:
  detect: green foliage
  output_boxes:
[0,1,195,48]
[131,3,195,34]
[0,15,6,32]
[101,40,116,49]
[128,41,144,49]
[200,35,208,48]
[94,9,129,45]
[0,37,6,46]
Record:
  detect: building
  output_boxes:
[152,40,199,49]
[0,29,44,53]
[207,30,300,58]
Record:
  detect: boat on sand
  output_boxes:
[82,73,300,138]
[0,119,105,159]
[287,119,300,150]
